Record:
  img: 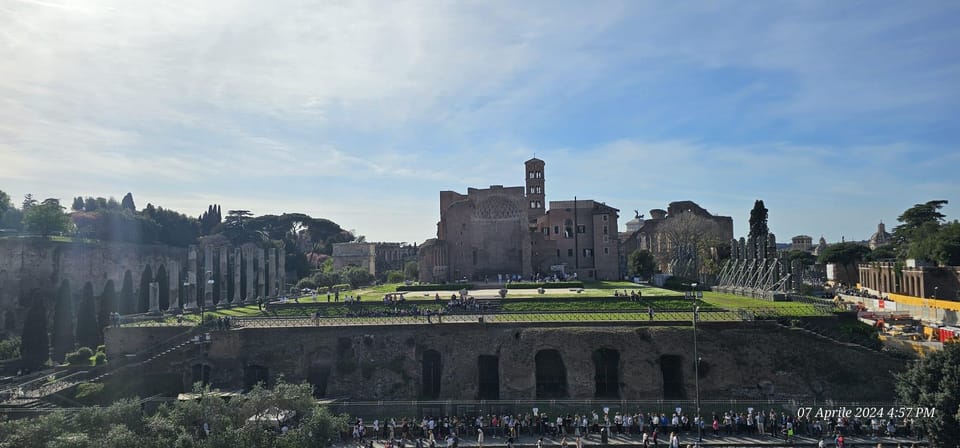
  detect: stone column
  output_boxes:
[185,246,199,311]
[244,246,256,304]
[233,247,242,304]
[203,245,215,308]
[278,247,286,296]
[167,260,180,312]
[219,246,229,306]
[268,248,278,297]
[257,247,266,299]
[148,282,161,315]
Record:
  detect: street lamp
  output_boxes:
[690,283,703,444]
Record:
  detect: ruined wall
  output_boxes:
[0,238,186,336]
[106,321,904,402]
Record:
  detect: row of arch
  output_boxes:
[420,348,634,400]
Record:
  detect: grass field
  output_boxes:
[143,282,829,326]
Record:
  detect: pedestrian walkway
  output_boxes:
[335,433,928,448]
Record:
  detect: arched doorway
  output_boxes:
[535,349,568,398]
[421,350,442,399]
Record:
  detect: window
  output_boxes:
[583,249,593,257]
[602,214,608,222]
[603,247,609,255]
[554,225,560,235]
[529,172,535,179]
[530,201,537,209]
[577,225,586,234]
[542,227,550,235]
[564,227,573,238]
[603,225,608,235]
[567,249,574,257]
[603,235,609,243]
[556,249,561,257]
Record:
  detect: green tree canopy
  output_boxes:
[627,249,657,279]
[896,342,960,445]
[818,242,871,266]
[23,198,71,237]
[404,261,419,280]
[0,189,11,214]
[784,249,818,266]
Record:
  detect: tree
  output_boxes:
[84,197,99,212]
[896,342,960,445]
[658,212,722,280]
[0,189,11,214]
[71,197,84,212]
[404,261,419,280]
[51,280,75,363]
[748,199,769,240]
[20,292,49,370]
[864,245,897,262]
[340,266,374,288]
[785,250,818,266]
[818,242,870,285]
[0,207,23,231]
[627,249,657,279]
[386,270,405,283]
[120,271,135,315]
[76,282,101,349]
[120,192,136,212]
[23,199,71,237]
[22,194,37,211]
[97,281,116,339]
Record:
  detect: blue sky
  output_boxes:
[1,0,958,244]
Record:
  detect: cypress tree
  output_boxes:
[51,280,75,363]
[76,282,100,349]
[98,280,116,339]
[20,292,49,371]
[120,271,135,315]
[748,200,769,240]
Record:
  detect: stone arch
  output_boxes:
[593,348,620,398]
[421,349,442,399]
[535,349,568,398]
[243,364,269,391]
[191,363,211,386]
[660,354,685,399]
[477,355,500,400]
[138,264,153,313]
[307,350,333,398]
[156,265,169,311]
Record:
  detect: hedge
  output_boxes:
[506,281,584,290]
[396,284,475,292]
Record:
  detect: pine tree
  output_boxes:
[20,292,49,371]
[71,196,85,211]
[51,280,75,363]
[76,282,101,349]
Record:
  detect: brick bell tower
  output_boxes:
[525,157,545,225]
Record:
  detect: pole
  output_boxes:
[692,283,702,444]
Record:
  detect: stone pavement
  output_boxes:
[336,433,929,448]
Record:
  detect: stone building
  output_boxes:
[332,242,417,277]
[791,235,813,252]
[868,222,893,250]
[858,260,960,301]
[620,201,733,275]
[419,158,620,282]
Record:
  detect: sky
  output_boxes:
[1,0,958,244]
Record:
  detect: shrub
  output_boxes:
[96,345,106,354]
[296,278,318,290]
[0,336,21,361]
[386,270,404,283]
[75,382,104,400]
[94,352,107,365]
[66,347,95,365]
[506,281,584,289]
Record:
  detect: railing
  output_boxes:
[227,309,803,328]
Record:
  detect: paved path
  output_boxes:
[336,433,928,448]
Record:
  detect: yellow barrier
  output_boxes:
[888,293,960,312]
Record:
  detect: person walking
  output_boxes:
[478,428,484,448]
[669,432,679,448]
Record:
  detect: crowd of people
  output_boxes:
[342,407,925,447]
